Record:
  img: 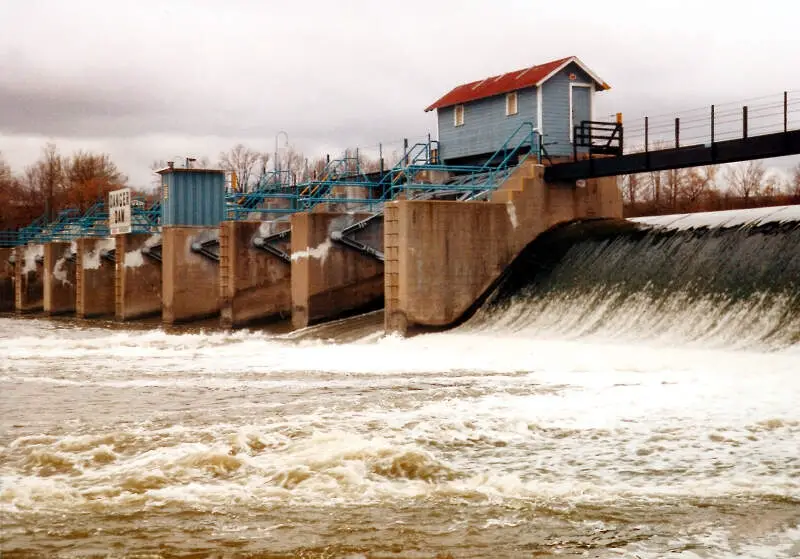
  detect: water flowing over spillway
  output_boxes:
[1,206,800,558]
[470,205,800,350]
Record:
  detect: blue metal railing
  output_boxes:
[0,230,19,248]
[384,122,541,200]
[3,126,542,239]
[131,199,161,233]
[222,124,541,218]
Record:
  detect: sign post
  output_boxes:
[109,187,132,235]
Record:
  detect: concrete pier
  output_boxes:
[0,248,15,311]
[43,242,76,315]
[162,226,220,324]
[385,160,623,333]
[76,237,116,318]
[115,233,162,321]
[14,244,44,313]
[291,212,384,329]
[219,220,291,328]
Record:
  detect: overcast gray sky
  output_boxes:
[1,0,798,187]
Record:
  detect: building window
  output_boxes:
[454,104,464,127]
[506,92,518,116]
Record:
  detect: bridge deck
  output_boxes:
[545,129,800,182]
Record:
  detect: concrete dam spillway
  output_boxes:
[465,205,800,350]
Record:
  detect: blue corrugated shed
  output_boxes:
[158,167,225,226]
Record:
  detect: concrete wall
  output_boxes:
[43,242,76,315]
[162,226,220,324]
[0,247,14,312]
[115,233,162,321]
[385,159,622,333]
[14,244,44,313]
[76,237,116,318]
[220,220,291,328]
[291,212,384,329]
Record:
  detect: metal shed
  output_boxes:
[157,167,225,227]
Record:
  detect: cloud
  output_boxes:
[0,0,798,187]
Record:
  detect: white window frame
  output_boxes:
[568,82,594,143]
[505,92,518,116]
[454,104,464,127]
[536,85,543,134]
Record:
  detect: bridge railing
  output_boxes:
[617,90,800,155]
[385,121,541,201]
[0,230,19,248]
[224,124,541,218]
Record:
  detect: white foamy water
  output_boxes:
[1,316,798,557]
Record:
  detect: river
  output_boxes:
[1,312,798,558]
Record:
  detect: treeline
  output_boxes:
[4,142,799,230]
[620,161,800,217]
[0,144,127,230]
[0,141,389,230]
[205,144,388,193]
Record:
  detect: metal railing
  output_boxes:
[617,90,800,155]
[573,120,624,160]
[386,121,541,201]
[0,196,162,247]
[222,123,542,219]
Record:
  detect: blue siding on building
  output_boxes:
[541,62,593,157]
[160,169,225,227]
[437,61,597,160]
[438,87,538,161]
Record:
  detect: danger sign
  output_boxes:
[109,187,132,235]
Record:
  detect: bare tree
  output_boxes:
[22,143,65,221]
[0,152,10,184]
[681,165,718,207]
[218,144,269,192]
[725,161,766,203]
[791,163,800,198]
[617,174,639,205]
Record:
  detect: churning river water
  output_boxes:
[3,207,800,557]
[1,312,798,558]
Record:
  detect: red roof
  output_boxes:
[424,56,610,112]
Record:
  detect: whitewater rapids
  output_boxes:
[1,314,798,558]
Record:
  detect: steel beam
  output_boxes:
[544,129,800,182]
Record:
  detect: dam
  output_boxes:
[1,57,798,335]
[1,55,800,558]
[1,205,799,557]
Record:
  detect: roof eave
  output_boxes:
[534,56,611,90]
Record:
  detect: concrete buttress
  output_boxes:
[43,242,76,315]
[0,248,14,311]
[115,233,163,321]
[76,237,116,318]
[219,220,291,328]
[162,226,220,324]
[384,159,623,333]
[291,212,384,329]
[14,244,44,313]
